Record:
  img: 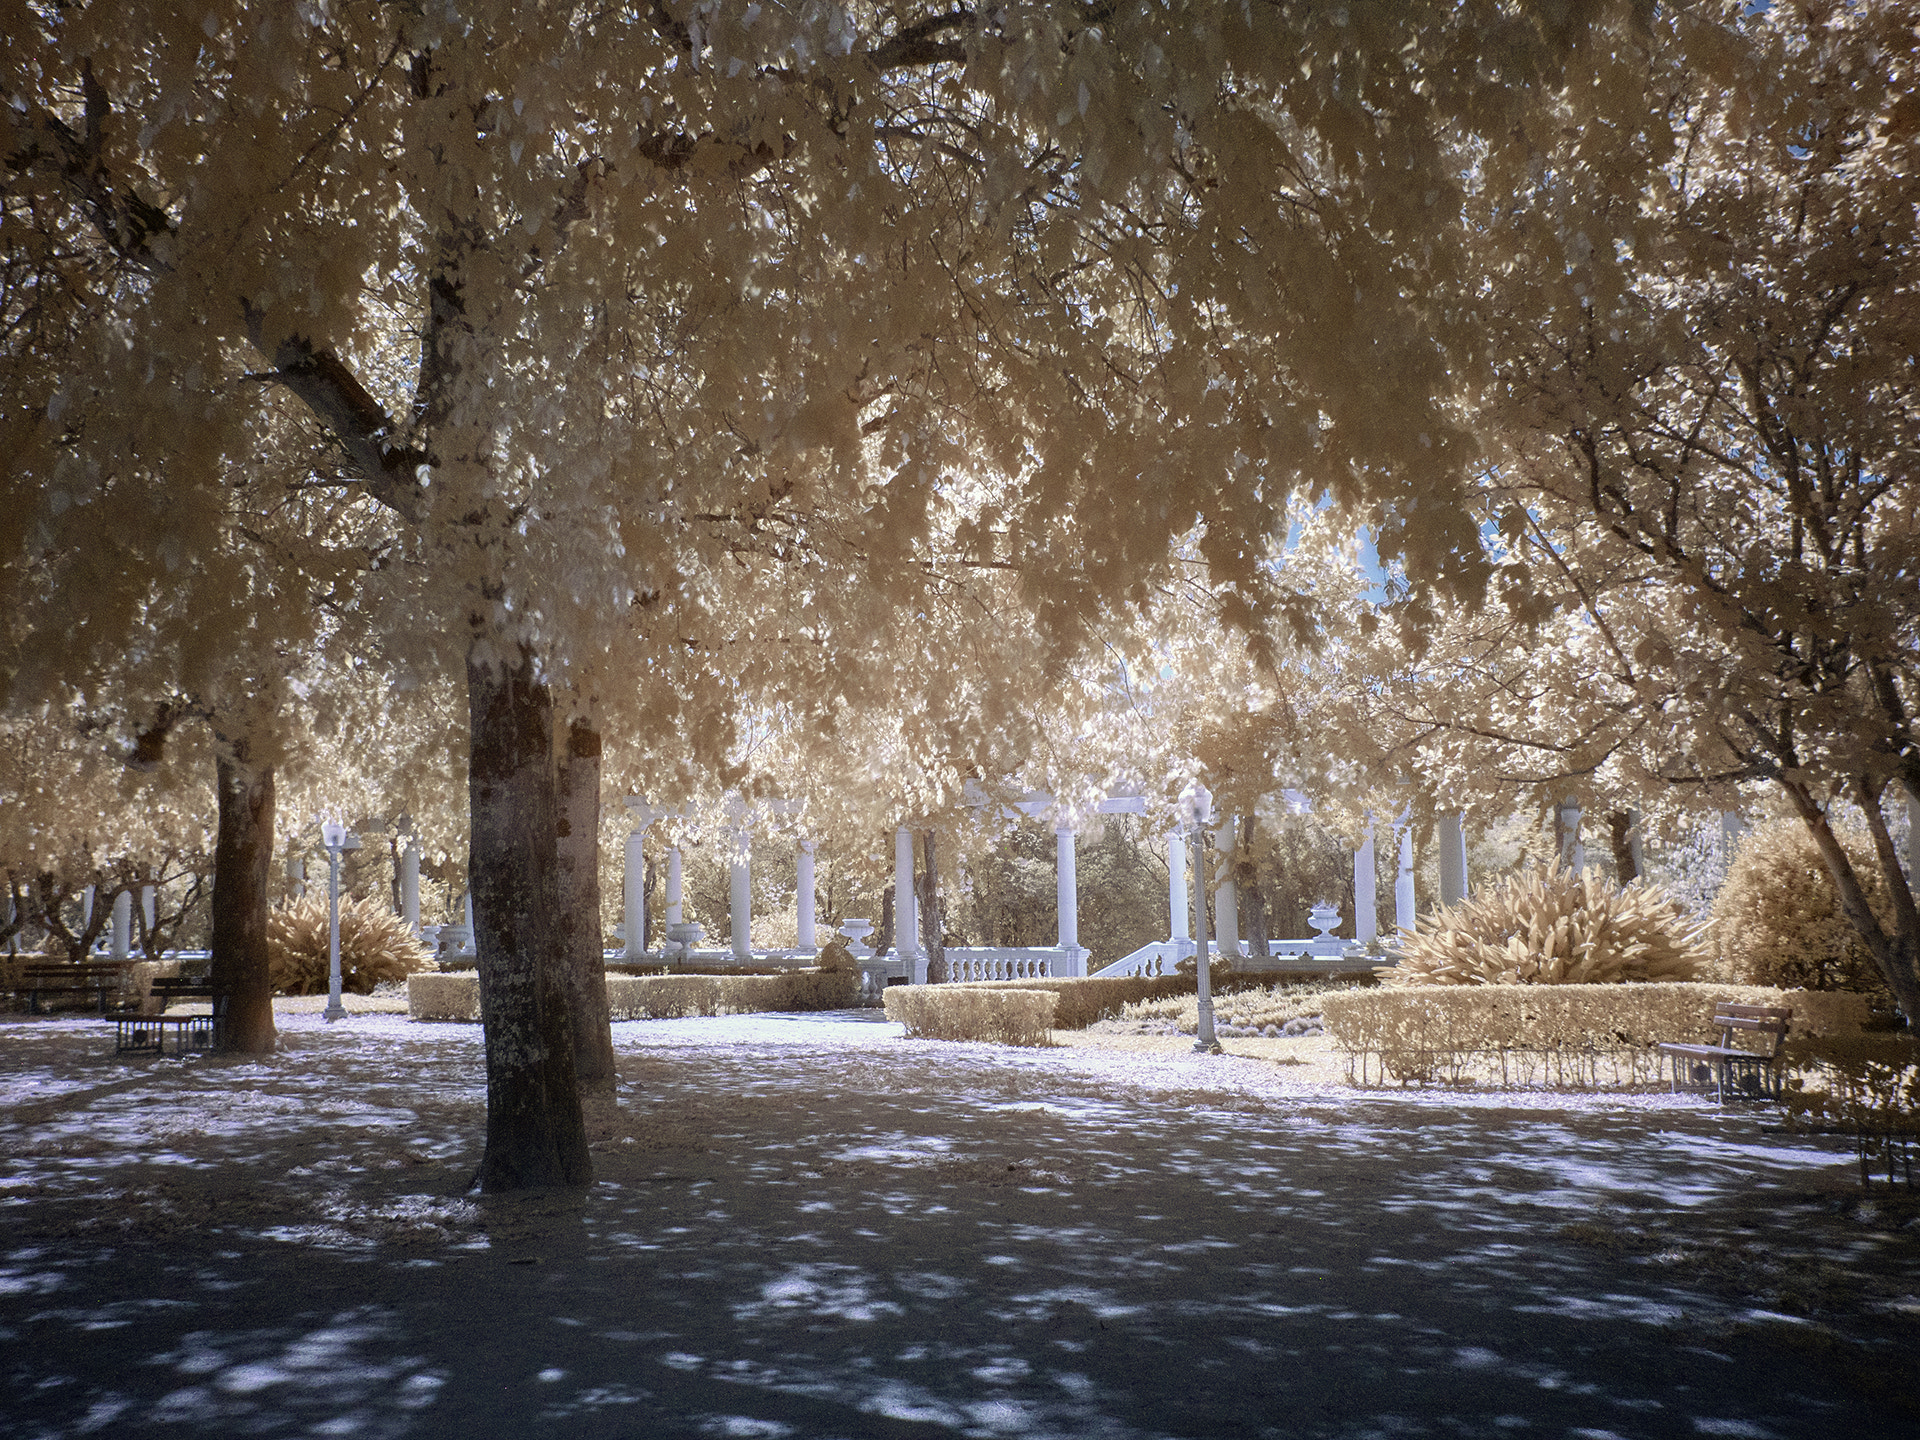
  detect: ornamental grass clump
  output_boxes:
[269,894,433,995]
[1397,859,1705,986]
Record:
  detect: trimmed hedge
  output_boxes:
[1323,982,1871,1087]
[948,976,1187,1030]
[948,972,1298,1030]
[409,972,483,1021]
[408,968,858,1022]
[884,986,1057,1046]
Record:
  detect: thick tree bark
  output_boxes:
[556,714,616,1098]
[467,644,592,1191]
[210,747,278,1054]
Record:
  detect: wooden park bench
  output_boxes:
[114,975,219,1056]
[1658,1002,1792,1102]
[15,960,140,1014]
[148,975,216,1006]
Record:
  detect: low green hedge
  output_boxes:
[408,968,858,1022]
[884,986,1057,1046]
[948,971,1306,1030]
[1322,981,1872,1087]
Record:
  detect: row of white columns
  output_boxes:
[1177,809,1445,957]
[614,807,1086,968]
[609,787,1920,967]
[619,802,819,959]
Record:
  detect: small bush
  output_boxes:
[1398,860,1705,986]
[1713,819,1895,1009]
[269,895,433,995]
[885,986,1057,1046]
[815,937,858,973]
[408,972,481,1021]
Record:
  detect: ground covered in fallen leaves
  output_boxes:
[4,1003,1919,1439]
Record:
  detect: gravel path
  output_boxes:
[3,1008,1918,1439]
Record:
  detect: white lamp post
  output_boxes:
[320,819,361,1023]
[1183,783,1220,1054]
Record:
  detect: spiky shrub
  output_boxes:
[1397,860,1706,985]
[1713,820,1894,1008]
[268,894,433,995]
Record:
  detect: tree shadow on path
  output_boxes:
[2,1012,1917,1438]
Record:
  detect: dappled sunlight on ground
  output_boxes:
[3,1007,1918,1437]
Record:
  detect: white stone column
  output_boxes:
[1395,819,1416,934]
[1720,810,1745,870]
[1438,811,1468,908]
[141,885,156,932]
[796,840,818,951]
[1557,797,1585,872]
[623,828,648,958]
[1167,831,1190,944]
[111,889,132,959]
[894,826,919,956]
[666,846,684,927]
[1212,818,1241,960]
[1354,822,1378,945]
[729,830,753,961]
[82,884,94,928]
[1627,808,1645,883]
[401,841,422,936]
[1055,825,1083,975]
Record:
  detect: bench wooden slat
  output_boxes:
[13,961,142,1015]
[1659,1001,1794,1102]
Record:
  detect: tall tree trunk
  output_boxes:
[467,643,591,1191]
[1238,815,1270,961]
[210,746,277,1054]
[918,830,945,982]
[556,713,615,1098]
[33,874,116,964]
[1607,810,1640,885]
[874,881,895,958]
[643,854,659,950]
